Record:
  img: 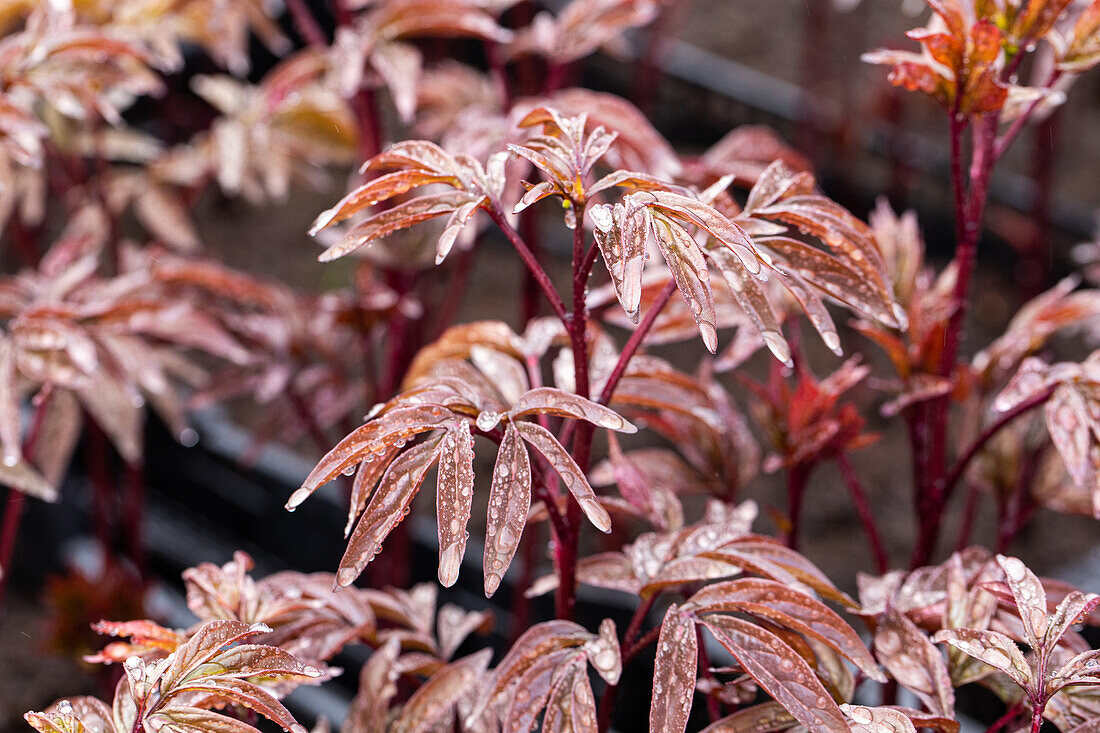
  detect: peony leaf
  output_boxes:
[932,627,1033,692]
[436,421,475,587]
[338,436,443,587]
[700,614,848,732]
[514,421,611,533]
[650,605,698,733]
[484,424,532,597]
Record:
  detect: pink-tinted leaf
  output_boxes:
[484,424,531,597]
[590,201,648,321]
[347,638,409,726]
[500,648,576,733]
[148,706,268,733]
[543,659,599,733]
[841,704,917,733]
[650,605,698,733]
[584,618,622,685]
[1045,385,1097,499]
[651,213,719,353]
[514,421,611,533]
[689,578,882,682]
[874,608,955,717]
[643,191,760,275]
[338,436,443,587]
[1050,649,1100,693]
[510,387,636,432]
[436,421,475,587]
[317,191,477,262]
[697,702,796,733]
[397,649,492,733]
[699,614,848,732]
[931,627,1033,691]
[1046,592,1100,650]
[473,620,594,724]
[996,554,1051,653]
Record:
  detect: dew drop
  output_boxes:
[179,428,199,447]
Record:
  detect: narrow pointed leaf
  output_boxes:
[700,614,848,733]
[484,424,532,597]
[514,421,611,533]
[650,605,698,733]
[338,437,443,587]
[436,421,475,587]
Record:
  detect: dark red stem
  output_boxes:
[785,463,811,551]
[486,205,568,323]
[985,701,1024,733]
[942,387,1055,505]
[598,279,677,405]
[835,453,888,573]
[285,0,328,47]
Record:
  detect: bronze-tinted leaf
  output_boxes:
[287,405,454,509]
[841,704,918,733]
[697,702,796,733]
[1045,591,1100,651]
[436,421,475,587]
[510,387,636,432]
[690,578,882,682]
[25,697,116,733]
[650,605,697,733]
[996,554,1051,653]
[500,648,576,733]
[699,614,848,732]
[346,445,402,537]
[310,170,458,234]
[702,538,855,608]
[318,192,479,262]
[148,707,266,733]
[651,213,719,353]
[473,620,594,724]
[874,608,955,717]
[338,436,443,587]
[396,649,492,733]
[514,421,611,533]
[590,201,648,321]
[484,423,532,597]
[931,627,1033,691]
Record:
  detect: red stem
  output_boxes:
[486,205,568,323]
[1029,704,1044,733]
[598,279,677,405]
[953,482,981,552]
[697,626,722,722]
[285,0,328,47]
[986,701,1024,733]
[557,277,678,453]
[835,453,888,573]
[555,207,594,622]
[785,463,811,551]
[941,387,1054,505]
